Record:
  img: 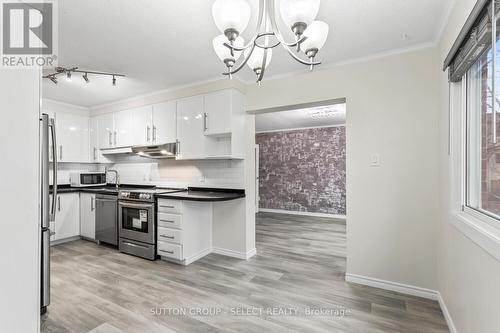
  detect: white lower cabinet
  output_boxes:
[80,193,96,240]
[50,193,80,242]
[157,199,212,265]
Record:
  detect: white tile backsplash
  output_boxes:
[54,156,244,189]
[108,155,244,189]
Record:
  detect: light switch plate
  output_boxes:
[370,154,381,167]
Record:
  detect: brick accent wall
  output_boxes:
[256,126,346,215]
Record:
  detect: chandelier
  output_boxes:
[212,0,329,84]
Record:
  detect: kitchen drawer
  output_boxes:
[158,199,181,214]
[158,227,183,244]
[157,241,183,260]
[158,213,182,229]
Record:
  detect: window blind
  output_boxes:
[443,0,494,82]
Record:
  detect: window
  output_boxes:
[465,42,500,220]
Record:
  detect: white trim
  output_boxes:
[259,208,346,220]
[434,0,457,45]
[437,292,458,333]
[243,43,436,85]
[50,236,81,246]
[212,247,257,260]
[345,273,438,301]
[184,248,212,265]
[450,212,500,262]
[256,124,345,134]
[90,77,246,112]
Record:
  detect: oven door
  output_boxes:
[118,201,155,244]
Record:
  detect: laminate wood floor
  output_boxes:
[41,212,448,333]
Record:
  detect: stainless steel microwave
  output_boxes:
[70,172,107,187]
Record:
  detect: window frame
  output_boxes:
[449,72,500,262]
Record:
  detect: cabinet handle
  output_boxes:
[147,126,151,142]
[59,145,63,160]
[161,205,175,208]
[159,250,174,254]
[57,196,61,212]
[93,147,97,161]
[108,132,112,146]
[91,197,95,211]
[160,220,175,223]
[160,235,175,239]
[153,125,157,142]
[114,131,117,146]
[203,112,208,132]
[176,140,180,156]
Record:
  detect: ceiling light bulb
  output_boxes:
[213,34,245,64]
[300,20,329,56]
[83,73,89,83]
[212,0,251,36]
[112,76,116,86]
[65,71,72,82]
[280,0,320,28]
[244,47,272,72]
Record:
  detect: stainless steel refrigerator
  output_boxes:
[40,113,58,315]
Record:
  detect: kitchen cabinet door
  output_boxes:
[80,193,96,240]
[57,112,89,163]
[152,101,177,144]
[176,95,205,159]
[131,106,153,146]
[203,90,232,135]
[96,113,114,149]
[114,109,135,147]
[54,193,80,241]
[89,117,110,163]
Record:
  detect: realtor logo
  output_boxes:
[1,0,57,67]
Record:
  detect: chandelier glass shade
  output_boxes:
[211,0,329,83]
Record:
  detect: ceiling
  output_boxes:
[256,103,346,132]
[43,0,453,107]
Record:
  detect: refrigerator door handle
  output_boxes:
[49,118,58,222]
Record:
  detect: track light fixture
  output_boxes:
[42,67,125,86]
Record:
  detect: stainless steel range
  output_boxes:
[118,188,182,260]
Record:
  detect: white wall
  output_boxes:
[246,47,441,290]
[0,70,41,332]
[438,1,500,332]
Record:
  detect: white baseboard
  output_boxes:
[437,292,457,333]
[184,248,212,266]
[259,208,346,220]
[345,273,438,300]
[212,247,257,260]
[50,236,81,246]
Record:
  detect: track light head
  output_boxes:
[49,76,57,85]
[66,71,72,82]
[112,75,116,86]
[83,73,89,83]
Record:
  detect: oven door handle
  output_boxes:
[122,241,149,250]
[119,202,153,209]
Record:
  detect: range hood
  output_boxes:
[131,142,177,159]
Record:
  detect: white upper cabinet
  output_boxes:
[152,101,177,144]
[204,89,232,136]
[89,117,110,162]
[56,112,89,163]
[114,109,135,148]
[96,113,114,149]
[176,95,205,159]
[131,106,153,146]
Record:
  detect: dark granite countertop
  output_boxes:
[51,185,245,202]
[156,187,245,202]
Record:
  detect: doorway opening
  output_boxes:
[253,100,346,219]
